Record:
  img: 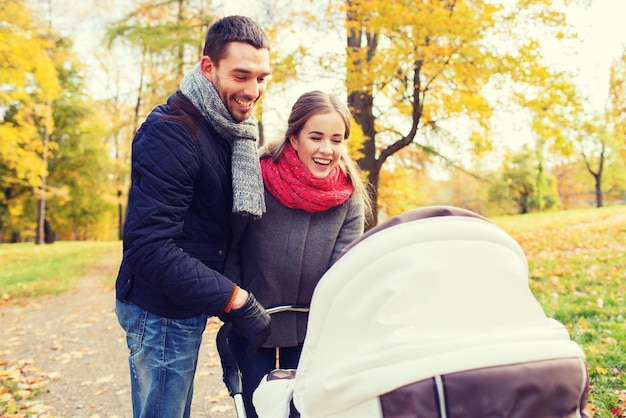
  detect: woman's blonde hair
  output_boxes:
[259,90,372,220]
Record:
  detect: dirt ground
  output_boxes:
[0,258,236,418]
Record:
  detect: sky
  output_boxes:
[555,0,626,110]
[483,0,626,154]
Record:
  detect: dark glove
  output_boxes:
[224,292,271,356]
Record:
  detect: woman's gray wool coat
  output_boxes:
[224,189,365,348]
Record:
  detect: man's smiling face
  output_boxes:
[201,42,271,122]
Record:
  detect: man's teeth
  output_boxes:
[235,98,253,107]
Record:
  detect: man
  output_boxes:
[115,15,271,418]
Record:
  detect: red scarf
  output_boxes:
[261,144,353,213]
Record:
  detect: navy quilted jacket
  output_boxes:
[116,91,237,319]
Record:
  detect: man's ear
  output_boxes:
[200,56,214,82]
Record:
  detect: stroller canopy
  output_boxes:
[292,206,587,417]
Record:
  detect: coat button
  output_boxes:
[218,249,224,256]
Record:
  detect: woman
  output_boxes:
[224,90,371,417]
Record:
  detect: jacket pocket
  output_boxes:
[176,240,227,271]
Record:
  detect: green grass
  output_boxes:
[494,205,626,417]
[0,240,121,299]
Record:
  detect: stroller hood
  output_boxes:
[292,206,586,417]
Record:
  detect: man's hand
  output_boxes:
[224,290,271,355]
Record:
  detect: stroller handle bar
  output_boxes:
[265,304,310,315]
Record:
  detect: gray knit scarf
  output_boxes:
[180,63,265,217]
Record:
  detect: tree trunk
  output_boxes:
[344,3,424,226]
[44,219,55,244]
[346,4,379,226]
[349,89,379,225]
[36,190,46,244]
[582,144,605,209]
[118,189,124,240]
[36,123,49,245]
[595,146,605,208]
[258,119,265,148]
[595,173,603,208]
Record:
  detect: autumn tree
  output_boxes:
[105,0,217,134]
[0,0,61,242]
[94,51,139,239]
[489,145,560,214]
[551,155,589,208]
[101,1,216,239]
[609,47,626,166]
[489,151,534,215]
[566,49,626,210]
[294,0,580,224]
[377,147,430,218]
[576,117,609,208]
[45,49,119,241]
[0,0,121,242]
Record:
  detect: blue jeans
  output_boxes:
[229,331,302,418]
[115,299,208,418]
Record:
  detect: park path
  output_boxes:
[0,255,235,418]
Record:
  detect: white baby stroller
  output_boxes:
[218,206,590,418]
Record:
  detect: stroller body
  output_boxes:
[220,206,589,418]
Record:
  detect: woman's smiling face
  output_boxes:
[289,111,347,179]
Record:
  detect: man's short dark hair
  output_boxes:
[203,15,270,63]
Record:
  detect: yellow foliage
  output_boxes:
[324,0,580,213]
[0,0,61,189]
[609,49,626,163]
[377,147,435,219]
[347,118,366,162]
[0,124,45,188]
